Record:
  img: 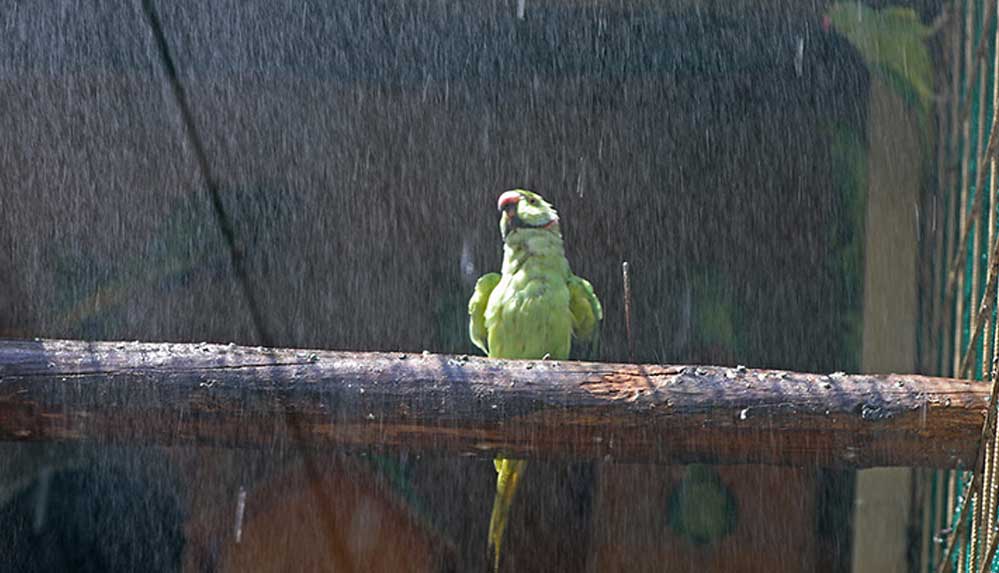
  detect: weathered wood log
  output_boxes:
[0,338,987,468]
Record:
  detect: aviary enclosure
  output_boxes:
[0,0,993,572]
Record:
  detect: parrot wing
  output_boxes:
[568,274,603,360]
[469,273,501,355]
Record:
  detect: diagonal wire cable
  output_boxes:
[136,2,354,570]
[958,228,999,378]
[974,334,999,573]
[945,107,999,305]
[935,375,999,573]
[937,3,985,571]
[978,14,999,565]
[944,0,999,291]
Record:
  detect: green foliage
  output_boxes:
[827,122,868,372]
[690,270,741,359]
[826,2,934,161]
[826,2,933,118]
[668,464,738,545]
[47,186,298,338]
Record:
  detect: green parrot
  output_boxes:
[468,189,602,572]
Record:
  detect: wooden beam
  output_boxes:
[0,338,986,468]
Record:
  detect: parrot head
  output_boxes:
[497,189,561,241]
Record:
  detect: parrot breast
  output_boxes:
[485,229,573,360]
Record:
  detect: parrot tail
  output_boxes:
[488,457,527,573]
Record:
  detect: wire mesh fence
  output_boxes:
[922,1,999,571]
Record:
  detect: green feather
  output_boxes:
[469,273,501,355]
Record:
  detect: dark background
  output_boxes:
[0,1,881,570]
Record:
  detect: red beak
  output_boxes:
[497,191,521,214]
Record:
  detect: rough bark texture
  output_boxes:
[0,338,986,468]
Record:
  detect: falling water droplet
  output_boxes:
[32,467,52,533]
[460,237,477,285]
[234,486,247,543]
[794,36,804,77]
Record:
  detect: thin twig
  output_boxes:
[622,261,634,362]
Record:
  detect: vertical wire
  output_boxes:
[959,3,976,568]
[926,469,937,571]
[981,0,999,395]
[983,4,999,567]
[971,3,990,565]
[940,472,949,570]
[944,0,965,395]
[974,3,996,566]
[924,16,954,557]
[957,0,976,382]
[948,471,960,572]
[974,0,990,381]
[932,37,949,379]
[930,11,964,569]
[938,4,974,571]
